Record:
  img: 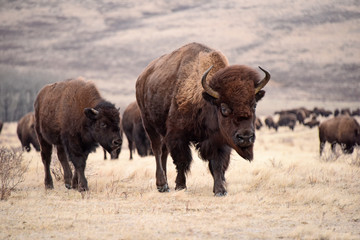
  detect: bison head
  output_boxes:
[84,102,122,154]
[202,65,270,161]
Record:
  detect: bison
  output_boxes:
[17,112,40,152]
[319,116,360,156]
[122,101,152,160]
[136,42,270,196]
[277,113,297,131]
[255,117,263,130]
[304,116,320,128]
[264,116,278,131]
[34,78,122,191]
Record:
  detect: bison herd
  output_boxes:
[0,42,359,196]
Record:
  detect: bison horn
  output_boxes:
[201,65,220,99]
[90,108,99,115]
[255,66,271,94]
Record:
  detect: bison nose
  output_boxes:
[235,131,255,147]
[112,138,122,147]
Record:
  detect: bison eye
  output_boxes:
[220,103,232,117]
[253,103,257,111]
[100,122,107,129]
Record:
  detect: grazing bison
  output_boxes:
[34,78,122,191]
[352,108,360,116]
[313,107,332,117]
[319,116,360,156]
[304,116,320,128]
[136,42,270,196]
[264,116,278,131]
[122,101,152,160]
[17,112,40,152]
[277,113,297,131]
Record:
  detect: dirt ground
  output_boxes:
[0,119,359,240]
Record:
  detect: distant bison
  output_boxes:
[352,108,360,116]
[313,107,332,117]
[122,101,152,160]
[277,113,297,131]
[136,42,270,195]
[304,116,320,129]
[319,116,360,156]
[255,117,263,130]
[17,112,40,152]
[34,78,122,191]
[264,116,278,131]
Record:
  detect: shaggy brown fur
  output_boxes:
[16,112,40,152]
[319,116,360,155]
[122,101,151,160]
[136,42,270,196]
[34,78,122,191]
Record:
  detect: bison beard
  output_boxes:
[136,42,270,196]
[34,78,122,192]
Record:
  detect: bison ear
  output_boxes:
[255,90,265,102]
[84,108,99,120]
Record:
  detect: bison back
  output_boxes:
[34,78,102,145]
[136,42,228,136]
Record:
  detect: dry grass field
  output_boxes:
[0,118,359,240]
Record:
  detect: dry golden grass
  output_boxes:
[0,121,359,239]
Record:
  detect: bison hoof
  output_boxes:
[65,183,72,189]
[45,180,54,189]
[78,185,89,192]
[214,191,227,197]
[45,184,54,190]
[157,183,170,193]
[175,185,187,191]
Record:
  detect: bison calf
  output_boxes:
[34,78,122,191]
[17,112,40,152]
[319,116,360,156]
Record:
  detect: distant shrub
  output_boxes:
[0,147,29,200]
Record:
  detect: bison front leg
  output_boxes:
[166,136,192,191]
[69,155,89,192]
[208,149,230,196]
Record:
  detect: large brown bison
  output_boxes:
[34,78,122,191]
[122,101,152,160]
[136,42,270,196]
[319,116,360,156]
[17,112,40,152]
